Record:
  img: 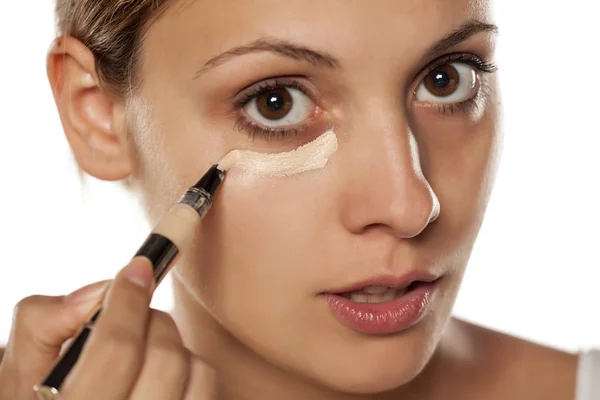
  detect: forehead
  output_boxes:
[144,0,492,79]
[162,0,491,31]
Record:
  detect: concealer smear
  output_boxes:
[219,129,338,177]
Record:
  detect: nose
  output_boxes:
[338,120,440,239]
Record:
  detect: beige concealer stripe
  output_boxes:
[218,129,338,176]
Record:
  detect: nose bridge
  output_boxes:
[339,98,439,238]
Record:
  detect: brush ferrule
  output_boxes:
[178,164,225,217]
[177,187,212,217]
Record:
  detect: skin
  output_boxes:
[0,0,579,399]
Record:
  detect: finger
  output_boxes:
[60,257,154,400]
[0,281,109,398]
[129,310,190,400]
[184,357,216,400]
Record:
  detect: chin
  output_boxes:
[312,355,430,395]
[302,328,439,395]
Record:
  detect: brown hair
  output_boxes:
[55,0,172,96]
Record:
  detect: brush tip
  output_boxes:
[217,150,239,172]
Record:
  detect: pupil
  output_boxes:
[432,71,450,88]
[266,93,285,111]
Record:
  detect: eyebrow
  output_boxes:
[194,38,340,78]
[424,20,498,60]
[193,20,497,79]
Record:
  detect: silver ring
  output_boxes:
[33,385,60,400]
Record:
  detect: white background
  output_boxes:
[0,2,598,351]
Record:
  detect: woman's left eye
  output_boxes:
[243,86,315,127]
[415,62,478,103]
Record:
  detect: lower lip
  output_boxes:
[323,281,437,335]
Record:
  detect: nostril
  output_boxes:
[360,223,399,236]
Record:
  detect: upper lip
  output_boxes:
[326,271,441,294]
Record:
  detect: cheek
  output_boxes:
[413,97,501,245]
[182,171,335,314]
[128,104,230,224]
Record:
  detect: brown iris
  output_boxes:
[424,65,460,97]
[256,88,293,120]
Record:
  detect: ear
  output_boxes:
[47,36,133,181]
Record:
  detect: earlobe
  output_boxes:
[47,37,133,181]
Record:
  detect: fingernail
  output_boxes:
[124,258,154,291]
[65,280,111,305]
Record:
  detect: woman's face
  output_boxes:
[129,0,500,394]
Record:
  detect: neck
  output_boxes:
[171,276,479,400]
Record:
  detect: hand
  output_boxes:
[0,258,209,400]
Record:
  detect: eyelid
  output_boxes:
[416,52,498,81]
[233,77,321,109]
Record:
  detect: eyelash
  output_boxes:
[233,53,498,139]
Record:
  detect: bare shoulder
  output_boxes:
[0,347,4,362]
[453,318,578,399]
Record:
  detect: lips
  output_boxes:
[321,272,441,334]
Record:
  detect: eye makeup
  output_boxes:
[216,51,497,176]
[222,129,338,177]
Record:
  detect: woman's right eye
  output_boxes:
[243,86,315,127]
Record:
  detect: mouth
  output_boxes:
[321,273,441,335]
[336,281,426,304]
[325,272,440,304]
